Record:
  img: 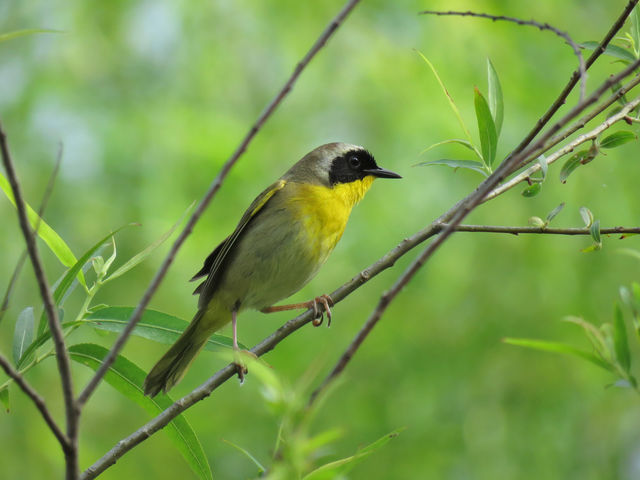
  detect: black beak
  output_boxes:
[363,167,402,179]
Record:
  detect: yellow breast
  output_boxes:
[283,177,375,260]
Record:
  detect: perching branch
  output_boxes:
[0,122,79,479]
[419,9,587,101]
[438,224,640,235]
[82,75,640,477]
[76,0,364,408]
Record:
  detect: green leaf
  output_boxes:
[84,306,241,350]
[521,183,541,197]
[537,155,548,179]
[579,207,594,228]
[68,344,212,480]
[599,131,636,149]
[222,439,265,474]
[419,139,482,160]
[302,429,403,480]
[631,6,640,57]
[416,51,474,144]
[487,59,504,137]
[503,338,613,372]
[12,307,34,365]
[613,303,631,373]
[559,150,590,183]
[0,173,82,284]
[105,203,192,283]
[590,219,601,244]
[0,386,9,412]
[546,203,565,223]
[580,41,637,63]
[473,87,498,167]
[416,159,487,175]
[35,225,134,339]
[0,29,62,43]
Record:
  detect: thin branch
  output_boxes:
[439,224,640,235]
[0,354,69,448]
[0,122,78,479]
[76,0,364,408]
[486,94,640,200]
[507,0,639,160]
[419,9,587,101]
[310,58,640,405]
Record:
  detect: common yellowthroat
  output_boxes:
[143,142,401,396]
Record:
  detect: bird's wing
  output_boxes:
[191,179,287,308]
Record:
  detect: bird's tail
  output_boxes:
[143,306,228,397]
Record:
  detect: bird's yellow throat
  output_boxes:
[285,176,375,254]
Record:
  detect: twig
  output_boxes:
[0,122,79,479]
[0,354,69,448]
[309,58,640,405]
[81,87,640,478]
[486,94,640,200]
[438,224,640,235]
[507,0,639,160]
[76,0,364,408]
[419,10,587,101]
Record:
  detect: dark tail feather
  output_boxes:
[144,310,209,397]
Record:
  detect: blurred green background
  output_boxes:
[2,0,640,478]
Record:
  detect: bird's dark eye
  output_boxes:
[348,155,361,169]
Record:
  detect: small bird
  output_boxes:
[143,142,401,396]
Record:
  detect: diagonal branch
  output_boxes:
[419,10,586,101]
[439,224,640,235]
[76,0,364,408]
[0,122,78,478]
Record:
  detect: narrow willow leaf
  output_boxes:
[105,203,193,283]
[415,159,488,175]
[559,150,589,183]
[0,29,62,43]
[503,338,613,371]
[473,87,498,167]
[68,344,212,480]
[222,439,265,474]
[85,306,241,350]
[0,173,81,283]
[487,59,504,137]
[563,316,609,356]
[0,387,8,412]
[613,303,631,372]
[631,6,640,57]
[12,307,34,365]
[599,131,636,149]
[546,203,565,223]
[579,207,594,228]
[416,51,474,144]
[590,219,601,244]
[419,139,481,160]
[537,155,548,179]
[521,183,541,197]
[35,224,134,338]
[580,41,636,63]
[582,243,602,253]
[302,429,403,480]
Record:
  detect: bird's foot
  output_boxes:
[261,294,334,327]
[233,350,257,383]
